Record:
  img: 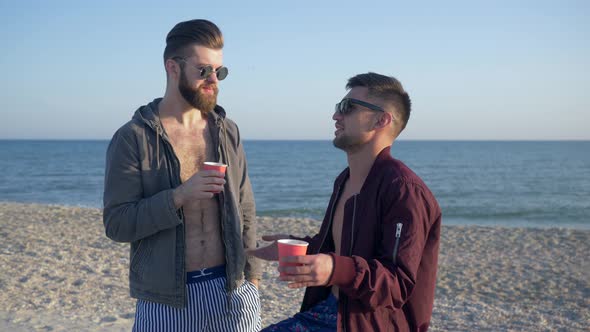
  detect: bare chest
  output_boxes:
[165,125,215,182]
[332,186,357,255]
[330,185,357,299]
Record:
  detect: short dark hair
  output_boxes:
[163,19,224,61]
[346,72,412,131]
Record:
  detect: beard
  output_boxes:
[178,69,218,114]
[333,133,363,152]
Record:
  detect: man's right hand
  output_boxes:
[172,170,226,208]
[247,234,290,261]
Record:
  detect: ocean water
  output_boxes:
[0,140,588,229]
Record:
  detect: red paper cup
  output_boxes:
[277,239,309,276]
[203,162,227,175]
[203,162,227,193]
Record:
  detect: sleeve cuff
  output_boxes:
[151,189,182,232]
[327,253,357,287]
[245,256,263,281]
[165,189,180,217]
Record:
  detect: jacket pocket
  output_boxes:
[392,222,403,264]
[131,239,152,276]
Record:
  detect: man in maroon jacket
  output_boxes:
[250,72,442,332]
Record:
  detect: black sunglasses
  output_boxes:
[173,57,229,80]
[335,98,384,115]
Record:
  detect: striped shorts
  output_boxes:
[133,265,261,332]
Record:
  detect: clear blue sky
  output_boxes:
[1,0,588,140]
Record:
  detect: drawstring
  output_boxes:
[215,116,229,167]
[156,124,161,169]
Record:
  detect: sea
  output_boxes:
[0,140,588,229]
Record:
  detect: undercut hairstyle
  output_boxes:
[346,72,412,131]
[163,19,224,62]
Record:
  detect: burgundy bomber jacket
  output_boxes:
[295,147,442,332]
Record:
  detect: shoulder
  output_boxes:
[107,117,151,159]
[223,117,239,134]
[212,104,240,136]
[218,115,243,149]
[110,119,144,144]
[375,158,418,184]
[377,158,439,209]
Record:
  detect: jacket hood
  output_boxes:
[132,98,228,132]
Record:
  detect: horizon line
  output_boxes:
[1,138,589,142]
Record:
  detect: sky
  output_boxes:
[0,0,588,140]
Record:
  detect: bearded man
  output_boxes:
[103,19,261,332]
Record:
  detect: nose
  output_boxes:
[332,111,342,121]
[206,71,219,83]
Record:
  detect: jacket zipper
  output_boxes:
[393,223,403,264]
[343,194,358,332]
[348,195,358,256]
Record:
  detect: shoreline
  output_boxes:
[1,202,588,331]
[2,200,589,231]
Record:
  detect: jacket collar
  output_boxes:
[334,146,393,194]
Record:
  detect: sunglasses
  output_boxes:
[173,57,229,80]
[335,98,384,115]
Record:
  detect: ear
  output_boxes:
[373,112,393,130]
[165,58,181,80]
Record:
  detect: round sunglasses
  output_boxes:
[173,57,229,80]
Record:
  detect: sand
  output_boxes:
[0,202,588,331]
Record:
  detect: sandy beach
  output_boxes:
[0,202,588,331]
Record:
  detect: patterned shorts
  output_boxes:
[262,294,338,332]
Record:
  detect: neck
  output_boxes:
[346,142,390,188]
[159,92,206,129]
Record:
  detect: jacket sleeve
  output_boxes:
[328,179,436,311]
[236,130,262,281]
[103,127,182,243]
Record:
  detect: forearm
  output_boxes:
[104,189,182,243]
[328,254,412,310]
[103,129,182,243]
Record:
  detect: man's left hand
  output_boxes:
[278,254,334,289]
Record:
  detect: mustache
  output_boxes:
[199,84,218,93]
